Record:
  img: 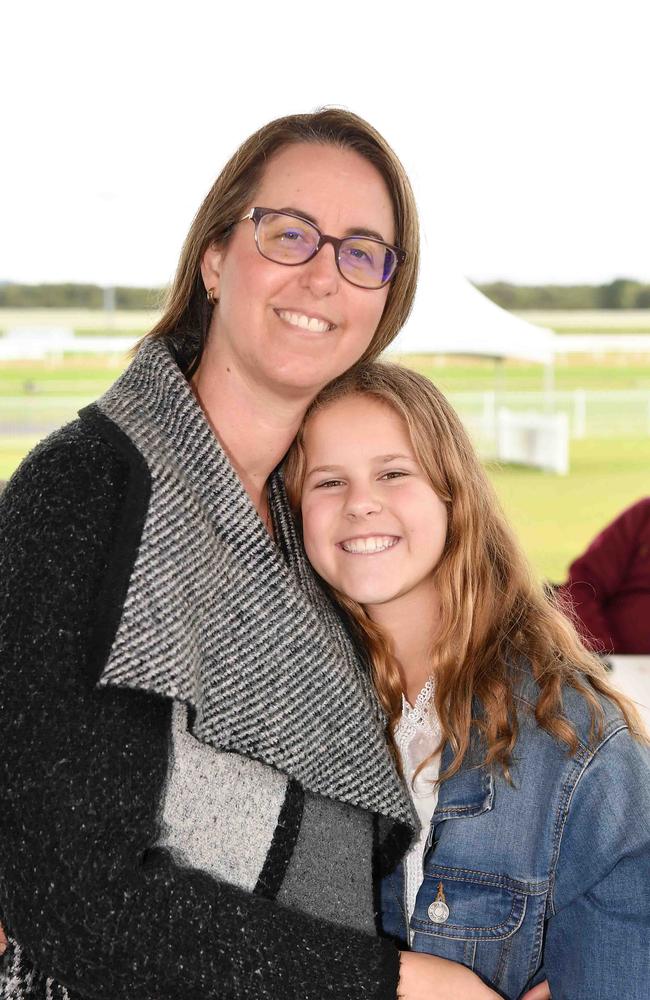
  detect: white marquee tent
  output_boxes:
[387,254,555,364]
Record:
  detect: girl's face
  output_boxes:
[300,395,448,613]
[200,143,395,400]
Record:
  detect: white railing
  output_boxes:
[495,409,569,474]
[2,388,650,446]
[448,389,650,446]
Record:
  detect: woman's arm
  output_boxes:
[0,427,400,1000]
[543,728,650,999]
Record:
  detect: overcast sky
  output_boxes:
[2,0,649,288]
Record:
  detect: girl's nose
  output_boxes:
[344,486,383,519]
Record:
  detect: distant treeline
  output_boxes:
[1,278,650,311]
[476,278,650,310]
[0,283,164,309]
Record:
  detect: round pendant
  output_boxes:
[428,899,450,924]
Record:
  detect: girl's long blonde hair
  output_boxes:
[284,362,646,782]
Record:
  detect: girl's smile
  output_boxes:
[337,534,401,555]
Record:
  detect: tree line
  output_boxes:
[1,279,650,311]
[475,278,650,310]
[0,283,164,310]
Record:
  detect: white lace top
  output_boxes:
[394,678,442,935]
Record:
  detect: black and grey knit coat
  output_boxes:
[0,340,416,1000]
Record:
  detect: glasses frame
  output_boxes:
[238,207,407,289]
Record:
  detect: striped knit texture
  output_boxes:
[94,339,415,829]
[0,942,70,1000]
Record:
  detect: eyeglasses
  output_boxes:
[238,207,406,289]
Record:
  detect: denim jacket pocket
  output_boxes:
[411,867,527,941]
[410,866,547,992]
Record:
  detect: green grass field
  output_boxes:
[2,352,649,583]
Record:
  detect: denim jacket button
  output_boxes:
[428,899,450,923]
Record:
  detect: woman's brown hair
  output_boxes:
[140,109,419,374]
[284,362,646,782]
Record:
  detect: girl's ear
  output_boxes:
[200,242,225,299]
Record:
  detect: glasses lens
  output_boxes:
[257,212,319,264]
[339,238,398,288]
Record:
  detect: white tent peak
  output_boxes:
[387,258,555,364]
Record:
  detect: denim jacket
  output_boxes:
[381,673,650,999]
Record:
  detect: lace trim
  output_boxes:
[394,678,441,760]
[393,678,443,936]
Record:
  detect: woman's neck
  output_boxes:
[191,348,310,514]
[366,583,440,706]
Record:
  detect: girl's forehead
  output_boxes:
[304,395,412,455]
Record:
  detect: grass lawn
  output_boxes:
[2,355,649,583]
[488,437,650,582]
[401,356,650,392]
[0,436,44,480]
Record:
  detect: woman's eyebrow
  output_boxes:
[279,206,385,242]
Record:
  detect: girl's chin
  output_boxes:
[340,586,400,607]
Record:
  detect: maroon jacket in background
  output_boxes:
[557,497,650,654]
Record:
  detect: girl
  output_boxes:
[285,362,650,1000]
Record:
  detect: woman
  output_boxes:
[285,361,650,999]
[0,111,504,1000]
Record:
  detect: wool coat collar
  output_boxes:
[89,338,415,834]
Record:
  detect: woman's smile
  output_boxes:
[274,308,337,334]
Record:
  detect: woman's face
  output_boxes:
[300,394,448,613]
[201,143,395,400]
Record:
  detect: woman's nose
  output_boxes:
[299,243,340,297]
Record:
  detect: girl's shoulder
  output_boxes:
[512,660,634,756]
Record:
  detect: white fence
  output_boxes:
[495,409,569,474]
[448,390,650,452]
[2,388,650,450]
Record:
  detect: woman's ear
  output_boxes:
[200,242,225,299]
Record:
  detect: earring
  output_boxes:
[206,287,218,305]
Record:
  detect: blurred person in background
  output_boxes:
[557,497,650,655]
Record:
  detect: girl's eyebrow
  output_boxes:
[305,464,344,477]
[305,454,416,477]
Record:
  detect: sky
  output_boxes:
[2,0,649,289]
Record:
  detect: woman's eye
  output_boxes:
[279,229,303,242]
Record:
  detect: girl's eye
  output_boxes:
[315,479,345,489]
[380,470,408,481]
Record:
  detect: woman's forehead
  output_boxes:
[253,143,396,244]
